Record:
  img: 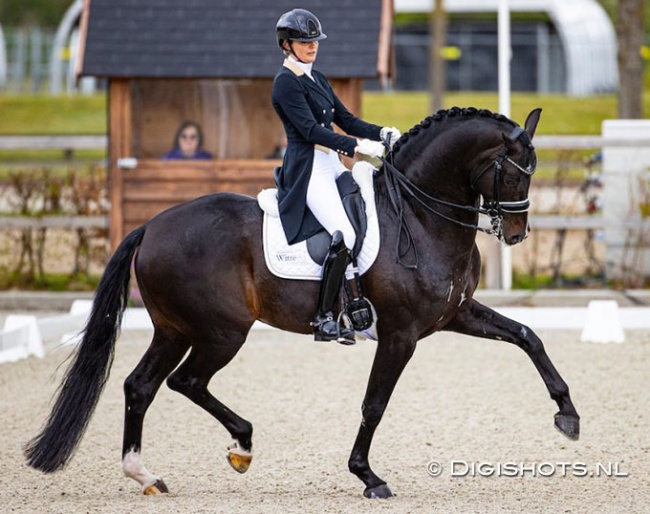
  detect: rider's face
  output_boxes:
[288,40,318,63]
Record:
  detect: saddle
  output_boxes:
[273,166,367,264]
[258,165,381,338]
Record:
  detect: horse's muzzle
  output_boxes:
[501,214,529,246]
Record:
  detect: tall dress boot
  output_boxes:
[312,230,355,345]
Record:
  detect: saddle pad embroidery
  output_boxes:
[260,167,380,281]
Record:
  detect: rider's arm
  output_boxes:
[272,73,358,157]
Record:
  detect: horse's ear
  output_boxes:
[524,108,542,139]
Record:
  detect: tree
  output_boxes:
[617,0,645,118]
[429,0,447,113]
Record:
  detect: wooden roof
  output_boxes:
[79,0,393,80]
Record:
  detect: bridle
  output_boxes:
[471,126,536,214]
[379,125,537,269]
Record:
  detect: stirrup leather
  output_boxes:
[343,259,374,331]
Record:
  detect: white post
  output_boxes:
[497,0,512,290]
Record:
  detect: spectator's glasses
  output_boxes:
[181,133,198,140]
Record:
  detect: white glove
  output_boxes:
[355,139,385,159]
[380,126,401,149]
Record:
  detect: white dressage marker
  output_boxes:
[580,300,625,344]
[0,315,44,364]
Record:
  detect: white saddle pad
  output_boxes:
[258,167,380,281]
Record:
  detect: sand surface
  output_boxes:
[1,328,648,513]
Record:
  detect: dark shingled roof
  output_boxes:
[81,0,385,79]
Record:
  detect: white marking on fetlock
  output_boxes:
[227,440,253,458]
[122,449,161,491]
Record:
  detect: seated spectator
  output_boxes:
[163,121,213,160]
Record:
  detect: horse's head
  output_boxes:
[470,108,541,245]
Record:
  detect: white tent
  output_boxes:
[50,0,96,94]
[0,23,7,89]
[395,0,618,96]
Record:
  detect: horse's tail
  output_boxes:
[24,225,146,473]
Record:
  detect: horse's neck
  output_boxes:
[374,166,479,256]
[392,152,479,223]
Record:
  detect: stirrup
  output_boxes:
[336,311,356,346]
[311,313,356,345]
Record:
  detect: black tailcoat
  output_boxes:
[271,60,382,245]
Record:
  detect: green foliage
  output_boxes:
[0,165,108,290]
[0,270,100,291]
[0,0,72,27]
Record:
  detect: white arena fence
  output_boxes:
[2,299,650,365]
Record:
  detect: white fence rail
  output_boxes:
[0,135,106,150]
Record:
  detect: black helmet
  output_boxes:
[276,9,327,49]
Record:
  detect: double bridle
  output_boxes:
[379,125,537,269]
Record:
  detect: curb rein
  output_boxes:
[378,126,536,269]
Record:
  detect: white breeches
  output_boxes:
[306,149,356,250]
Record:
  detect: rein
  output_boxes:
[378,126,536,269]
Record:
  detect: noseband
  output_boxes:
[379,125,536,269]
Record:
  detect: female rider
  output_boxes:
[272,8,400,344]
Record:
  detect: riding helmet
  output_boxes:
[276,9,327,49]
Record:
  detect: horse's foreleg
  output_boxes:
[348,337,417,499]
[444,298,580,440]
[122,330,191,494]
[166,338,254,474]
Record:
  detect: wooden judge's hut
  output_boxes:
[77,0,393,250]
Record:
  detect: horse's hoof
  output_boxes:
[142,479,168,495]
[226,441,253,474]
[363,483,395,499]
[554,413,580,441]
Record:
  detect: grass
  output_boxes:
[0,90,638,181]
[362,91,631,135]
[0,90,638,137]
[0,93,106,135]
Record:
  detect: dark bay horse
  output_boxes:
[25,107,579,499]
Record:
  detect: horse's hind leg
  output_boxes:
[166,334,253,473]
[444,298,580,440]
[122,329,191,494]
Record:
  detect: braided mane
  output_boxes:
[391,106,517,155]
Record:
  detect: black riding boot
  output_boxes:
[312,231,356,345]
